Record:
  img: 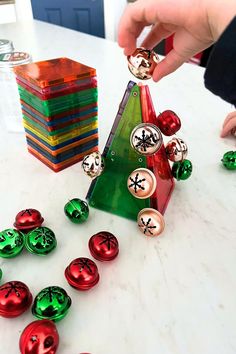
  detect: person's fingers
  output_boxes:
[118,0,172,55]
[152,48,189,81]
[221,115,236,137]
[118,3,151,54]
[222,111,236,129]
[118,0,194,54]
[120,19,148,56]
[152,29,213,81]
[141,23,176,49]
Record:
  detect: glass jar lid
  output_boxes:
[0,39,14,54]
[0,52,31,68]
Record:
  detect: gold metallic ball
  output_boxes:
[127,47,159,80]
[127,168,157,199]
[137,208,165,237]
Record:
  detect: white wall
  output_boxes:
[14,0,33,21]
[0,4,16,24]
[103,0,151,44]
[0,0,33,24]
[104,0,127,41]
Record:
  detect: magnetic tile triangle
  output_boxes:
[87,81,174,220]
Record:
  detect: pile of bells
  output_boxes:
[0,209,57,258]
[82,112,192,237]
[0,206,119,353]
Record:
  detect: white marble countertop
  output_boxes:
[0,20,236,354]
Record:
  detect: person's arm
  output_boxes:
[118,0,236,83]
[204,17,236,106]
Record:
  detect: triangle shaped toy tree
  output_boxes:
[86,81,175,221]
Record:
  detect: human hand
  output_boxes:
[118,0,236,81]
[221,111,236,137]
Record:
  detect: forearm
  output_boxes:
[204,17,236,106]
[206,0,236,40]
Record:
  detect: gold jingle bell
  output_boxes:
[137,208,165,237]
[127,168,157,199]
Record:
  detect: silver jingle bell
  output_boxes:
[130,123,163,156]
[165,137,188,162]
[137,208,165,237]
[127,168,157,199]
[82,151,105,178]
[127,47,159,80]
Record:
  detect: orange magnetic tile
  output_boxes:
[14,57,96,88]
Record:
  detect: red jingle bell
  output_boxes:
[65,257,99,291]
[0,280,33,318]
[19,319,59,354]
[156,110,181,136]
[88,231,119,261]
[14,209,44,232]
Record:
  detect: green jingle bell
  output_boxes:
[64,198,89,224]
[0,229,24,258]
[172,159,193,180]
[221,151,236,170]
[25,227,57,256]
[32,286,72,322]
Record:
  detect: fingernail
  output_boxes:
[153,75,160,82]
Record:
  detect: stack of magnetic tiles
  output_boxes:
[14,57,98,172]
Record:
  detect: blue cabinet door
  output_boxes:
[31,0,105,38]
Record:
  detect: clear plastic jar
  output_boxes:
[0,51,31,132]
[0,39,14,54]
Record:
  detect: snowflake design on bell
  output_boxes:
[25,227,57,256]
[97,233,118,251]
[130,123,162,155]
[127,168,157,199]
[137,208,165,237]
[129,172,145,193]
[33,228,55,247]
[0,281,27,298]
[32,286,71,321]
[135,130,157,151]
[139,217,157,236]
[20,209,33,216]
[73,258,94,273]
[37,287,66,303]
